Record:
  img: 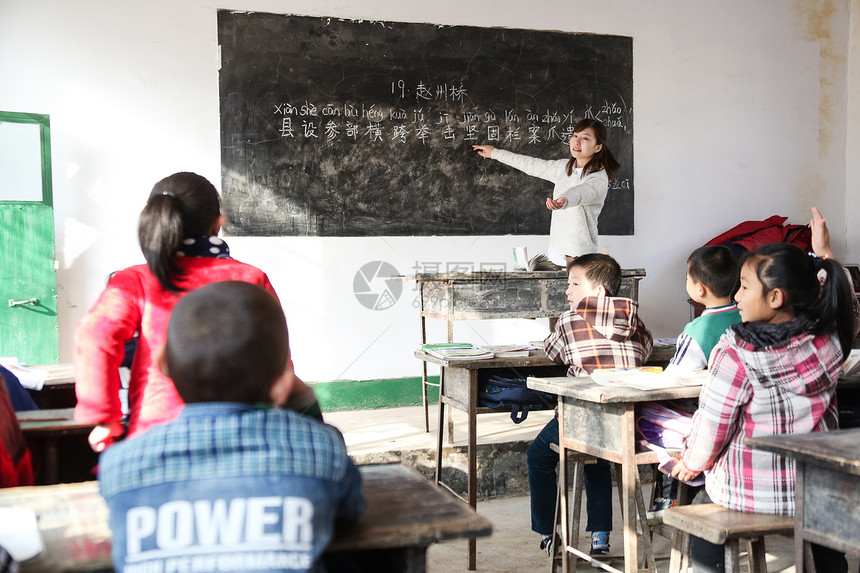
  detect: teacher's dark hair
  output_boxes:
[565,118,621,180]
[137,172,221,292]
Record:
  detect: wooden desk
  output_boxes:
[527,375,702,573]
[747,428,860,571]
[411,269,646,338]
[414,345,675,570]
[416,349,565,570]
[17,408,96,485]
[328,463,492,572]
[25,363,76,409]
[0,463,489,573]
[410,269,646,431]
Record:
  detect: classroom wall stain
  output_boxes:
[792,0,848,161]
[794,174,828,214]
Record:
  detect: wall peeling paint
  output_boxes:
[792,0,848,161]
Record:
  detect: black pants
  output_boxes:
[688,489,849,573]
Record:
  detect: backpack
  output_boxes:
[704,215,812,258]
[478,373,556,423]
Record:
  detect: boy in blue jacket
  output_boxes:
[98,281,364,573]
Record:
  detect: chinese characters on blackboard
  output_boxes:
[218,11,634,236]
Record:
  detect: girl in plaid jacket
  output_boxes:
[672,241,854,572]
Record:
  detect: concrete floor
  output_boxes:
[325,403,554,457]
[325,405,855,573]
[426,493,797,573]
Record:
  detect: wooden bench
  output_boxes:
[662,503,794,573]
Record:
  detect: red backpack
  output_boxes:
[704,215,811,257]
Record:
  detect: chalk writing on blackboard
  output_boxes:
[218,12,633,237]
[270,98,628,146]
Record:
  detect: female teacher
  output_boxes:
[473,118,620,265]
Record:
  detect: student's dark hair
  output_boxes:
[687,245,740,298]
[741,243,854,357]
[138,172,221,292]
[166,281,289,404]
[565,118,621,180]
[567,253,622,297]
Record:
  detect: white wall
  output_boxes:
[848,0,860,263]
[0,0,853,382]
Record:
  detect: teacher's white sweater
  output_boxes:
[492,149,608,259]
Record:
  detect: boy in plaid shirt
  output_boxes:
[529,253,652,559]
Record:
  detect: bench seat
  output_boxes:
[662,503,794,573]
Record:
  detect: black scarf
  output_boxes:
[176,236,231,259]
[730,315,816,350]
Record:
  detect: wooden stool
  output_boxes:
[662,503,794,573]
[549,447,657,573]
[549,447,593,573]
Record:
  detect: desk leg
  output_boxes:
[467,368,478,571]
[44,437,59,485]
[558,412,571,573]
[633,466,656,572]
[446,282,454,343]
[621,407,638,573]
[446,312,456,441]
[795,464,810,573]
[435,369,446,485]
[420,300,430,432]
[422,362,430,433]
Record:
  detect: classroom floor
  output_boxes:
[327,405,858,573]
[326,403,554,457]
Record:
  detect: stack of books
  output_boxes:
[421,342,541,360]
[421,343,494,360]
[0,358,49,390]
[482,344,533,358]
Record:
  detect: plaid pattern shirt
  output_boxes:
[99,403,358,498]
[544,296,653,376]
[683,329,842,515]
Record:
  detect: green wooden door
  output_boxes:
[0,112,59,364]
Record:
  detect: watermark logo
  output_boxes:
[353,261,403,310]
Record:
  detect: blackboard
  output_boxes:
[218,11,633,237]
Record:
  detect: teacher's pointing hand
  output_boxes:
[546,197,567,210]
[472,145,495,159]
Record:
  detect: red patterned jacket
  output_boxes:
[74,258,277,439]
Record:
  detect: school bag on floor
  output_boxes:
[478,373,555,423]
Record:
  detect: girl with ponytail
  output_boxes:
[672,209,855,572]
[74,173,314,452]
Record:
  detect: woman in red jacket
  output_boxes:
[74,172,312,452]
